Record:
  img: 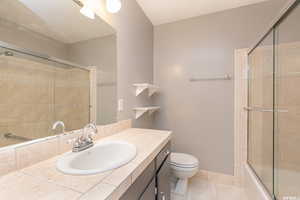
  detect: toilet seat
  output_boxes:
[170,153,199,168]
[170,153,199,196]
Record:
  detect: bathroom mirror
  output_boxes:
[0,0,117,148]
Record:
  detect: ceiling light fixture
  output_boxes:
[80,4,95,19]
[74,0,95,19]
[106,0,122,13]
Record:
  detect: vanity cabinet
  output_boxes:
[120,142,171,200]
[157,156,171,200]
[120,161,155,200]
[139,178,156,200]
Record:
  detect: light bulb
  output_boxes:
[106,0,122,13]
[80,4,95,19]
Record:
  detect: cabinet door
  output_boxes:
[120,161,155,200]
[139,178,156,200]
[156,142,171,170]
[157,157,171,200]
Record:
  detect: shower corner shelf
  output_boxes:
[133,106,160,119]
[133,83,159,97]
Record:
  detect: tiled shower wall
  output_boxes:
[248,42,300,172]
[276,42,300,172]
[54,65,90,132]
[0,55,89,147]
[246,41,300,198]
[248,43,274,189]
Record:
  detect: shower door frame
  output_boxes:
[247,0,298,55]
[247,28,275,199]
[246,0,300,199]
[0,40,89,71]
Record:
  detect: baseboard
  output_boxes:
[195,169,238,186]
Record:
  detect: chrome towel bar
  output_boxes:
[189,74,232,82]
[243,107,288,113]
[3,133,32,141]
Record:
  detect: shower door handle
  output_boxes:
[244,107,253,111]
[244,107,273,112]
[244,107,288,113]
[256,107,273,112]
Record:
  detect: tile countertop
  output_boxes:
[0,128,172,200]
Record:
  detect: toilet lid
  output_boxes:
[170,153,199,168]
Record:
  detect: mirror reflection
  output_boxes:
[0,0,117,148]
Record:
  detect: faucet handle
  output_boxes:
[86,132,96,141]
[67,135,83,144]
[67,138,76,144]
[89,122,98,134]
[86,136,93,143]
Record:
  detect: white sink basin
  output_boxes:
[56,140,137,175]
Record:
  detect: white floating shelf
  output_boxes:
[133,106,160,119]
[133,83,159,97]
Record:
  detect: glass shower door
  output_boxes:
[274,2,300,200]
[54,67,90,133]
[248,30,274,195]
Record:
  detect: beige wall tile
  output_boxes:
[102,124,118,137]
[118,119,132,131]
[93,120,131,141]
[0,56,90,149]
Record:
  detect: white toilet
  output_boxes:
[170,152,199,195]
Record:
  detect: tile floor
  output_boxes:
[172,176,248,200]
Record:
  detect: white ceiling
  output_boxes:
[0,0,115,44]
[136,0,270,25]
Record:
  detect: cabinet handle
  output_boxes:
[160,192,166,200]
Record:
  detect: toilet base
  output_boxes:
[174,178,188,195]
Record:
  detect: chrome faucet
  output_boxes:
[71,123,98,152]
[83,123,98,138]
[52,121,65,134]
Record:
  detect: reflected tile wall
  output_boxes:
[54,67,90,132]
[249,41,300,199]
[276,42,300,171]
[248,43,274,192]
[0,56,90,147]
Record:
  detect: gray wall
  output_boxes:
[153,0,286,174]
[67,35,117,125]
[94,0,154,128]
[0,18,68,59]
[68,35,117,75]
